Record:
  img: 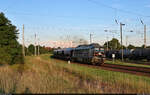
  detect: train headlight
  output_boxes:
[98,52,101,55]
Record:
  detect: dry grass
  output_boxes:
[41,54,150,93]
[0,54,150,94]
[0,56,103,93]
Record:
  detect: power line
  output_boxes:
[5,10,108,20]
[3,0,18,13]
[87,0,150,18]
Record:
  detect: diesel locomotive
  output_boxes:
[53,43,105,65]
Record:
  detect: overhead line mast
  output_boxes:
[22,24,25,57]
[90,33,93,44]
[35,33,37,56]
[120,23,125,61]
[140,19,147,48]
[38,38,40,56]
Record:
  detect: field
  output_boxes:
[0,54,150,93]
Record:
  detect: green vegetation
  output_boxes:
[103,38,150,50]
[104,38,122,50]
[26,44,53,56]
[128,44,136,49]
[0,12,23,65]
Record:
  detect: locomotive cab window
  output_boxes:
[93,47,105,57]
[94,48,99,52]
[100,48,104,53]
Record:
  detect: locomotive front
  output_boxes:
[91,44,105,65]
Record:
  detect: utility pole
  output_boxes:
[107,36,109,50]
[115,20,126,61]
[90,33,92,44]
[104,30,109,51]
[22,24,25,57]
[34,33,37,56]
[120,23,125,62]
[26,39,29,54]
[126,30,133,50]
[144,25,146,48]
[140,19,147,48]
[38,38,40,56]
[126,35,128,50]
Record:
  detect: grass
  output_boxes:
[41,54,150,93]
[105,59,150,68]
[0,54,150,93]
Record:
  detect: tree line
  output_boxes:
[103,38,150,50]
[25,44,53,56]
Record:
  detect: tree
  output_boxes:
[147,46,150,48]
[103,38,121,50]
[28,44,35,55]
[128,44,136,49]
[27,44,52,55]
[141,44,146,48]
[38,46,52,54]
[0,12,23,65]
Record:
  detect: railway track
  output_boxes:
[58,59,150,77]
[53,58,150,77]
[100,64,150,77]
[107,58,150,65]
[74,62,150,77]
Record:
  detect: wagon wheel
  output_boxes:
[100,58,105,65]
[91,57,97,65]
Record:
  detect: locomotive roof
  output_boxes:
[54,43,103,51]
[54,48,74,52]
[75,43,102,50]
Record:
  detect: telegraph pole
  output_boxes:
[34,34,37,56]
[144,25,146,48]
[26,39,29,53]
[22,24,25,57]
[90,33,92,44]
[126,35,128,50]
[120,23,125,61]
[107,36,109,50]
[104,30,109,51]
[115,20,125,61]
[38,38,40,56]
[140,19,147,48]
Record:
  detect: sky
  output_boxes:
[0,0,150,47]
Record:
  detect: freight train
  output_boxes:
[105,48,150,61]
[53,43,105,65]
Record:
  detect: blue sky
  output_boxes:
[0,0,150,46]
